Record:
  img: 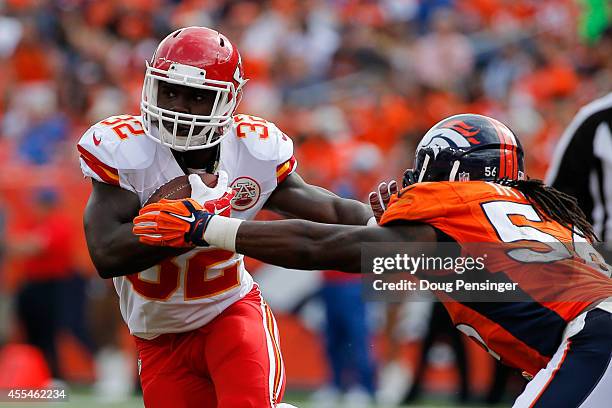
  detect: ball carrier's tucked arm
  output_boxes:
[84,180,193,278]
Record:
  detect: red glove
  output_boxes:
[201,188,234,217]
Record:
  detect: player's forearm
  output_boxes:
[302,185,373,225]
[211,217,436,271]
[86,222,190,278]
[233,220,364,272]
[265,174,374,225]
[330,196,374,225]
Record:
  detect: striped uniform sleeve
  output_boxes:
[273,123,297,184]
[77,144,120,186]
[545,93,612,241]
[276,155,297,185]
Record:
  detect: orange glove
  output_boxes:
[133,198,207,247]
[134,187,236,247]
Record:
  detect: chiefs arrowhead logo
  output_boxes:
[93,132,102,146]
[230,177,261,211]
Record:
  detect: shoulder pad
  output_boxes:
[382,182,450,225]
[77,115,157,171]
[383,181,526,225]
[397,181,501,202]
[231,114,294,163]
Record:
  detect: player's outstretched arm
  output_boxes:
[264,173,374,225]
[133,200,438,272]
[233,219,438,272]
[84,180,190,278]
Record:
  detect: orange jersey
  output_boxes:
[380,181,612,374]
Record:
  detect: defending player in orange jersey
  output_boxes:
[136,114,612,408]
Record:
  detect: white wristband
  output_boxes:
[366,216,378,226]
[203,216,244,252]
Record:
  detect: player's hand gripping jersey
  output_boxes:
[77,114,297,339]
[381,181,612,376]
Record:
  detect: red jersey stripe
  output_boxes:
[77,144,120,185]
[276,156,297,184]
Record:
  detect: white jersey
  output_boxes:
[77,114,297,339]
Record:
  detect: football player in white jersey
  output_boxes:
[78,27,374,408]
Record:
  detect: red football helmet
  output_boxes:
[141,27,248,150]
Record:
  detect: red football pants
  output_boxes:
[134,286,285,408]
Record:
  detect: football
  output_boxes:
[144,173,218,206]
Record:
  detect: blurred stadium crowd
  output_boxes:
[0,0,611,405]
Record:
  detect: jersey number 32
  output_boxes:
[126,250,241,301]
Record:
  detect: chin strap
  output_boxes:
[204,143,221,174]
[176,144,221,174]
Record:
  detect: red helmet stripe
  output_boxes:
[493,120,507,178]
[496,124,514,177]
[511,131,518,178]
[493,118,519,179]
[512,144,517,179]
[502,125,513,178]
[502,122,516,178]
[491,118,514,178]
[504,126,514,178]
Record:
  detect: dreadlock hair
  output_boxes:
[496,178,598,242]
